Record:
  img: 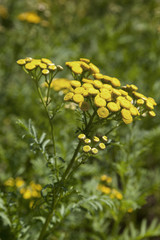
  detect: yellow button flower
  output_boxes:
[84,138,91,144]
[39,63,47,69]
[97,107,109,118]
[89,63,100,74]
[112,88,121,96]
[80,62,90,71]
[103,84,112,91]
[80,58,90,63]
[83,145,91,153]
[91,148,98,154]
[119,89,128,96]
[73,94,84,103]
[130,106,140,116]
[78,133,86,140]
[93,80,103,89]
[82,90,89,97]
[82,78,94,84]
[102,136,108,142]
[75,87,85,94]
[147,97,157,106]
[72,65,83,74]
[48,65,57,71]
[41,58,52,64]
[149,111,156,117]
[99,142,106,150]
[100,91,111,101]
[146,100,154,110]
[93,136,100,142]
[119,99,132,109]
[17,59,26,65]
[83,83,93,89]
[110,78,121,87]
[121,109,133,124]
[94,96,106,107]
[107,102,120,112]
[64,92,74,101]
[42,69,49,75]
[137,99,144,105]
[25,63,36,71]
[92,73,104,79]
[70,80,81,88]
[88,88,99,95]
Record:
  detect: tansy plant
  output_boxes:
[15,57,157,240]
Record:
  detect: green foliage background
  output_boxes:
[0,0,160,239]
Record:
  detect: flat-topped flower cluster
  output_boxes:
[64,58,157,124]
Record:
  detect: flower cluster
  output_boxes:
[4,177,42,200]
[49,78,72,92]
[17,12,41,24]
[78,133,108,154]
[64,58,157,124]
[97,174,123,200]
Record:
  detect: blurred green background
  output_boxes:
[0,0,160,238]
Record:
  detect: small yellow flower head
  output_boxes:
[119,99,131,109]
[128,208,133,213]
[103,84,112,91]
[64,92,74,101]
[91,148,98,154]
[82,78,94,84]
[99,142,106,150]
[98,185,111,194]
[79,101,90,111]
[42,69,50,75]
[92,73,104,80]
[31,59,41,66]
[75,87,85,94]
[88,88,99,95]
[80,58,90,63]
[23,189,32,199]
[84,138,91,144]
[121,109,133,124]
[147,97,157,106]
[4,178,15,187]
[15,177,25,188]
[107,102,120,112]
[72,65,83,74]
[130,84,138,91]
[146,100,154,110]
[70,80,81,88]
[149,111,156,117]
[89,63,100,74]
[112,88,121,96]
[130,106,140,116]
[41,58,52,64]
[94,96,106,107]
[78,133,86,140]
[83,83,93,89]
[93,136,100,142]
[97,107,109,118]
[25,63,36,71]
[137,99,145,105]
[48,65,57,71]
[133,91,147,100]
[80,62,90,71]
[18,12,41,24]
[102,136,108,142]
[100,91,111,101]
[126,95,133,102]
[73,94,84,103]
[17,59,26,65]
[110,78,121,87]
[82,90,89,97]
[93,80,103,89]
[100,175,108,181]
[83,145,91,153]
[115,192,123,200]
[39,63,47,69]
[119,89,128,96]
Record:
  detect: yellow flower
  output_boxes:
[147,97,157,106]
[115,191,123,200]
[64,92,74,101]
[100,175,108,181]
[119,99,132,109]
[107,102,120,112]
[70,80,81,88]
[25,63,36,71]
[78,133,86,140]
[83,83,93,90]
[31,59,41,66]
[128,208,133,213]
[73,94,84,103]
[146,100,154,110]
[110,78,121,87]
[39,63,47,69]
[98,184,111,194]
[15,177,25,188]
[149,111,156,117]
[25,57,32,62]
[99,143,106,150]
[4,178,15,187]
[137,99,145,105]
[18,12,41,24]
[93,136,100,142]
[93,80,103,89]
[79,101,90,111]
[94,96,106,107]
[75,87,85,94]
[92,73,104,79]
[83,145,91,153]
[133,91,147,100]
[72,65,83,74]
[97,107,109,118]
[89,63,100,74]
[41,58,52,64]
[17,59,26,66]
[88,88,99,95]
[119,89,128,96]
[23,189,32,199]
[84,138,91,144]
[112,88,121,96]
[82,90,89,97]
[82,78,94,84]
[48,65,57,71]
[91,148,98,154]
[80,62,90,71]
[130,106,140,116]
[51,78,71,91]
[102,136,108,142]
[42,69,49,75]
[121,109,133,124]
[80,58,90,63]
[99,91,111,101]
[103,84,112,91]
